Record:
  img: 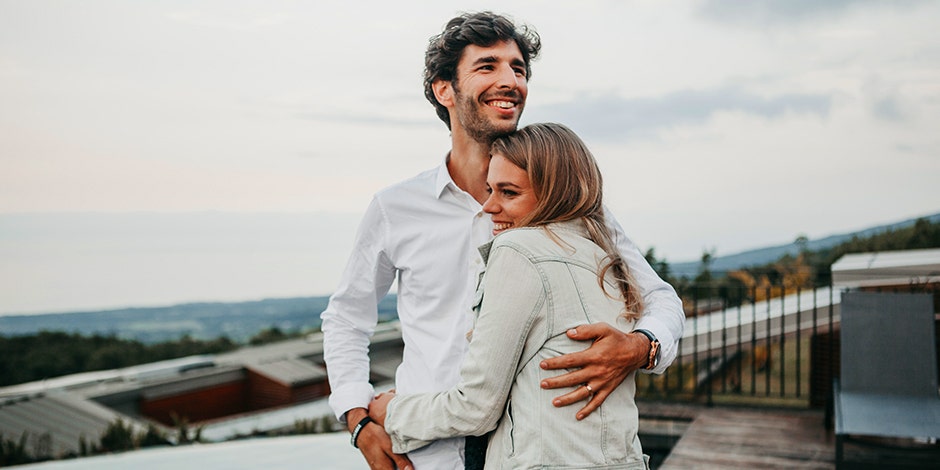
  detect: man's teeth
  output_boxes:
[490,101,514,109]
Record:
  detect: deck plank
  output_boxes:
[658,407,834,469]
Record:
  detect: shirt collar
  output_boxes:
[433,153,455,199]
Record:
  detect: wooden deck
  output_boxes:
[657,407,834,469]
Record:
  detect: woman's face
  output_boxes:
[483,154,538,236]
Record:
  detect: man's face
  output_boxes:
[450,40,528,143]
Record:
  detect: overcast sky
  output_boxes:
[1,1,938,312]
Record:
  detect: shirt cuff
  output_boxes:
[328,382,376,423]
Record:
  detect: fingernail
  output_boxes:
[541,381,548,388]
[540,361,548,369]
[576,413,584,420]
[567,328,577,336]
[553,399,561,406]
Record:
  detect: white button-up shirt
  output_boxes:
[321,159,684,469]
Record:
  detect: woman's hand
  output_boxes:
[538,323,650,420]
[369,391,397,427]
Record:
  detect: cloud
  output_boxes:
[696,0,927,26]
[295,111,439,128]
[872,96,904,121]
[166,10,290,32]
[529,87,832,142]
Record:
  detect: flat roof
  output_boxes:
[15,433,367,470]
[831,248,940,288]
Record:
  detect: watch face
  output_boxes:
[647,340,660,369]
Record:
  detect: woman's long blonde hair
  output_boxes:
[490,123,643,320]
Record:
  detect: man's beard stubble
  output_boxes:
[452,83,524,144]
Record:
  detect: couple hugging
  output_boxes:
[321,11,684,470]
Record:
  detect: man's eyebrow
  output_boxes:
[470,55,526,68]
[471,56,499,66]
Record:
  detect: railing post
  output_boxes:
[796,286,802,399]
[692,288,699,398]
[737,285,743,395]
[828,285,835,400]
[676,285,684,395]
[721,292,728,395]
[765,285,772,396]
[780,287,786,398]
[707,297,713,407]
[751,284,757,395]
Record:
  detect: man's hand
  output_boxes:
[539,323,650,420]
[346,407,413,470]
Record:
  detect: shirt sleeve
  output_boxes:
[321,196,398,421]
[605,207,685,374]
[384,243,544,454]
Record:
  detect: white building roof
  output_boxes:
[15,433,367,470]
[831,248,940,288]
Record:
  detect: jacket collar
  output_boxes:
[477,219,590,264]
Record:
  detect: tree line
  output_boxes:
[0,327,302,387]
[645,217,940,312]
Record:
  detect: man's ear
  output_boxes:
[432,79,454,108]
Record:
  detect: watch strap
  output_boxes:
[633,329,661,370]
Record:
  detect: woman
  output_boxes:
[369,123,649,469]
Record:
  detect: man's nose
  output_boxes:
[495,64,519,89]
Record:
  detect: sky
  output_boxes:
[1,0,938,314]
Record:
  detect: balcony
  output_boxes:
[637,279,939,469]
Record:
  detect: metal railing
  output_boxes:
[637,282,938,408]
[637,283,840,407]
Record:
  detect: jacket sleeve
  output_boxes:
[384,243,544,453]
[321,196,398,421]
[605,207,685,374]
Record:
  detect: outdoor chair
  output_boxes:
[833,291,940,468]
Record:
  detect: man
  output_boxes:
[321,11,684,470]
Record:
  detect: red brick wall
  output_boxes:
[247,370,292,410]
[141,381,250,425]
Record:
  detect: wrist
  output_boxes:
[632,329,661,370]
[345,408,369,434]
[350,415,373,448]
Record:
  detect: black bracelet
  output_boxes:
[350,415,373,448]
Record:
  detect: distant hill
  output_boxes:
[5,212,938,342]
[0,295,399,344]
[669,212,940,277]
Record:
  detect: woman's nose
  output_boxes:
[482,195,498,214]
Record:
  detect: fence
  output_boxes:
[637,283,824,407]
[637,282,939,408]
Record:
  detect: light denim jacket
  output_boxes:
[385,220,647,469]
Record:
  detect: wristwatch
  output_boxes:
[632,329,661,370]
